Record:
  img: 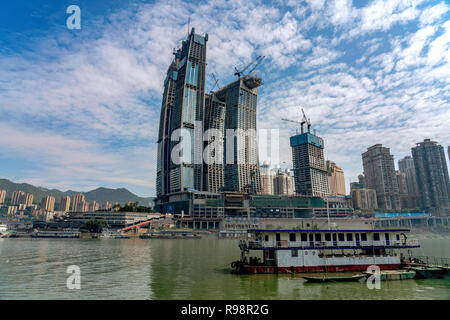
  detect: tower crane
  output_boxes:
[234,55,265,78]
[210,73,219,92]
[281,108,311,134]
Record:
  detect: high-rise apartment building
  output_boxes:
[273,169,295,196]
[41,195,55,212]
[156,28,208,197]
[350,174,366,191]
[351,188,378,210]
[398,156,420,208]
[290,129,329,198]
[60,196,71,212]
[260,162,274,195]
[396,170,410,209]
[412,139,450,215]
[72,193,85,212]
[0,189,6,204]
[24,193,33,207]
[326,160,346,196]
[11,191,33,206]
[102,201,112,211]
[89,201,99,212]
[362,144,400,210]
[396,170,407,195]
[11,190,25,205]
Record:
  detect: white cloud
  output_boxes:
[0,0,449,195]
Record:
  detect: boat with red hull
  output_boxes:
[231,228,420,274]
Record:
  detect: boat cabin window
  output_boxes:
[264,235,269,242]
[314,234,321,242]
[325,233,331,241]
[276,233,281,242]
[289,233,296,242]
[301,233,307,242]
[373,233,380,241]
[338,233,344,241]
[346,233,353,241]
[396,234,400,241]
[361,233,367,241]
[291,249,298,257]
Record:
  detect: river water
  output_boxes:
[0,237,448,300]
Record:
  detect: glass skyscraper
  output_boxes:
[156,28,208,197]
[156,28,263,201]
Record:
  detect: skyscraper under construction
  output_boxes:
[156,28,208,197]
[290,116,329,198]
[156,28,263,208]
[214,76,262,194]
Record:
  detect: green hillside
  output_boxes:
[0,178,154,209]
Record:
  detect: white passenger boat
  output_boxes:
[231,228,420,274]
[0,224,11,237]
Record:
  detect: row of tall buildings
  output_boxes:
[0,189,112,213]
[155,29,347,211]
[154,28,448,218]
[260,164,295,196]
[353,140,450,216]
[156,28,262,209]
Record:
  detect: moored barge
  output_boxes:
[231,228,420,274]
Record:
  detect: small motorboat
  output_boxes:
[410,266,448,279]
[364,270,416,281]
[302,274,365,283]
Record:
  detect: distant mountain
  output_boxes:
[0,178,154,209]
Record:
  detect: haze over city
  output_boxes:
[0,0,449,197]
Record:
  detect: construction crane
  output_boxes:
[281,108,311,134]
[234,55,265,78]
[209,73,219,92]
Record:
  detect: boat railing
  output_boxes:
[407,256,450,267]
[246,238,419,249]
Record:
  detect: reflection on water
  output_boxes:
[0,238,449,300]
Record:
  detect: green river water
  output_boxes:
[0,237,448,300]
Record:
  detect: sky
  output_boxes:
[0,0,449,197]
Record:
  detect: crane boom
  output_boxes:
[282,107,312,134]
[234,55,265,78]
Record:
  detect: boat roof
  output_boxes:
[247,229,411,233]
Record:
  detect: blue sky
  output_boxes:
[0,0,449,197]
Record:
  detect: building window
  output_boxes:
[291,249,298,257]
[346,233,353,241]
[289,233,296,242]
